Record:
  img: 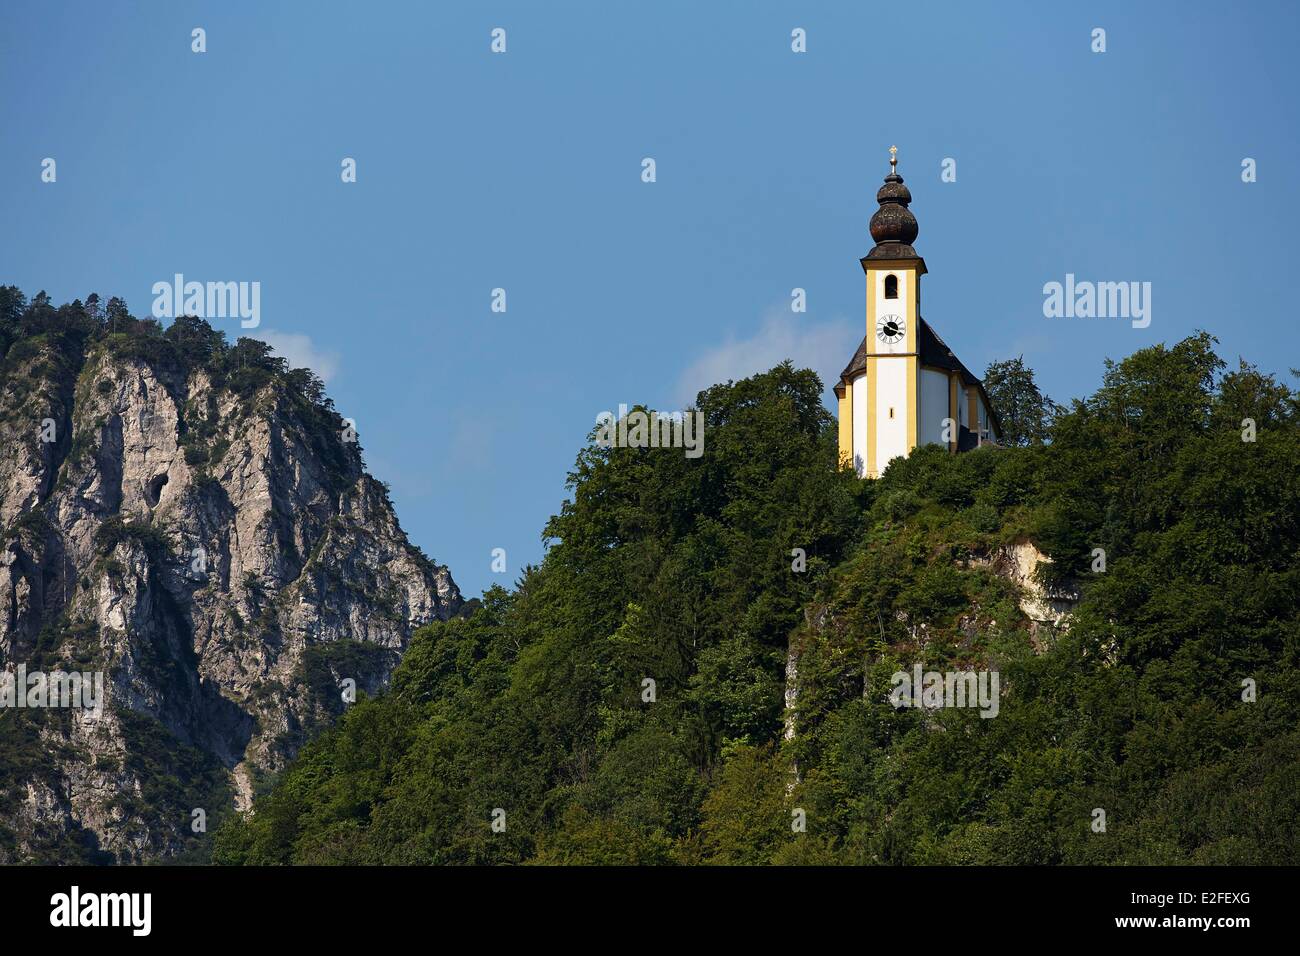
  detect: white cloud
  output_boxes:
[250,329,340,383]
[673,305,856,406]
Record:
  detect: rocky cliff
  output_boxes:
[0,292,460,862]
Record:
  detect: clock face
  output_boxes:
[876,314,905,344]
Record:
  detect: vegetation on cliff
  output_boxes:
[215,332,1300,865]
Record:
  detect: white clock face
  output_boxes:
[876,314,905,344]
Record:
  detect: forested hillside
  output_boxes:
[215,333,1300,865]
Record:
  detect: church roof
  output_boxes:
[918,318,979,384]
[839,336,869,382]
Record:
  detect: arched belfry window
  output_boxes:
[884,274,899,299]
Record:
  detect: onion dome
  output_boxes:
[865,146,920,259]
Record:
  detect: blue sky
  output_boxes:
[3,1,1298,598]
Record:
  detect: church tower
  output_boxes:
[835,148,1000,477]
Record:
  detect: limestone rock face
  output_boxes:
[990,539,1079,635]
[0,335,460,862]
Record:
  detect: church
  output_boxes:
[836,148,1001,477]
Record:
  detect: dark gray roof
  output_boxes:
[863,241,921,261]
[839,336,869,381]
[919,318,978,385]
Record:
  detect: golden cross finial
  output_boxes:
[889,145,898,172]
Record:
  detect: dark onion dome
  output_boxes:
[865,147,920,259]
[869,175,917,245]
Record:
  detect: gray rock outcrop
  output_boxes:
[0,327,460,862]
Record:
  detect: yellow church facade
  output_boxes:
[836,150,1000,478]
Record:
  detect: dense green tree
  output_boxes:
[983,355,1060,445]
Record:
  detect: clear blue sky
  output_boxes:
[3,1,1298,598]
